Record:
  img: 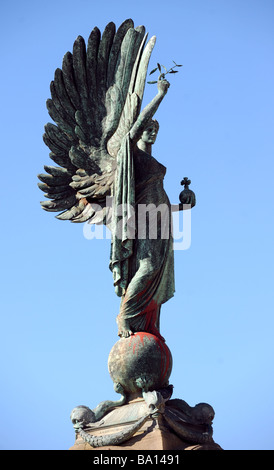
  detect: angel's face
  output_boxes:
[141,123,159,145]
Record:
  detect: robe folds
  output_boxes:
[110,135,175,337]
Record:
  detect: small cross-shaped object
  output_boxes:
[181,177,191,189]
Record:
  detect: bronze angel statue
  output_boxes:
[38,19,195,341]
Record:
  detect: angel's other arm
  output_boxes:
[129,79,170,144]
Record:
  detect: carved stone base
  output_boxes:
[108,333,173,394]
[69,395,222,451]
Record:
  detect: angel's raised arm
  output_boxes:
[129,79,170,145]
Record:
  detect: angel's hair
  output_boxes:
[147,119,159,131]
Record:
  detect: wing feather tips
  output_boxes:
[56,200,109,224]
[46,150,76,171]
[72,35,92,124]
[53,68,76,120]
[43,165,73,177]
[56,199,99,223]
[44,122,73,153]
[133,35,156,101]
[46,98,75,140]
[49,80,76,134]
[38,173,71,186]
[62,51,81,111]
[37,182,70,194]
[97,21,116,94]
[107,19,134,88]
[43,123,76,169]
[55,199,87,220]
[40,194,77,212]
[86,26,101,106]
[70,204,96,223]
[39,19,153,227]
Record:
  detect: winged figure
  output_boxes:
[38,19,179,339]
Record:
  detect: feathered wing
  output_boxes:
[38,19,156,226]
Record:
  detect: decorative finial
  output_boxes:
[181,177,191,189]
[179,177,196,208]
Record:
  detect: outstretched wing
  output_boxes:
[38,19,156,225]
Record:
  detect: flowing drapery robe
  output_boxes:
[110,135,175,337]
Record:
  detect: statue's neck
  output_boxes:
[137,140,152,155]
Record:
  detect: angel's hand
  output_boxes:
[157,76,170,95]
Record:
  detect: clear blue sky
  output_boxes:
[1,0,273,450]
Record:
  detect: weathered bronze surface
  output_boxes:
[70,392,221,450]
[108,332,173,394]
[38,19,221,450]
[38,18,192,342]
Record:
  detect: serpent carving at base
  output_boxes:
[70,387,216,448]
[38,19,221,450]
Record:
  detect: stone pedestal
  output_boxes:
[69,396,222,451]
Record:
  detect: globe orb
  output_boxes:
[108,332,173,395]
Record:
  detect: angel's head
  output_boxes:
[140,119,159,145]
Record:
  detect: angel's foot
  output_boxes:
[118,327,133,338]
[117,319,133,338]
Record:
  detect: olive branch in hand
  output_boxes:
[147,61,183,84]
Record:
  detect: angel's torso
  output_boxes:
[133,149,170,207]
